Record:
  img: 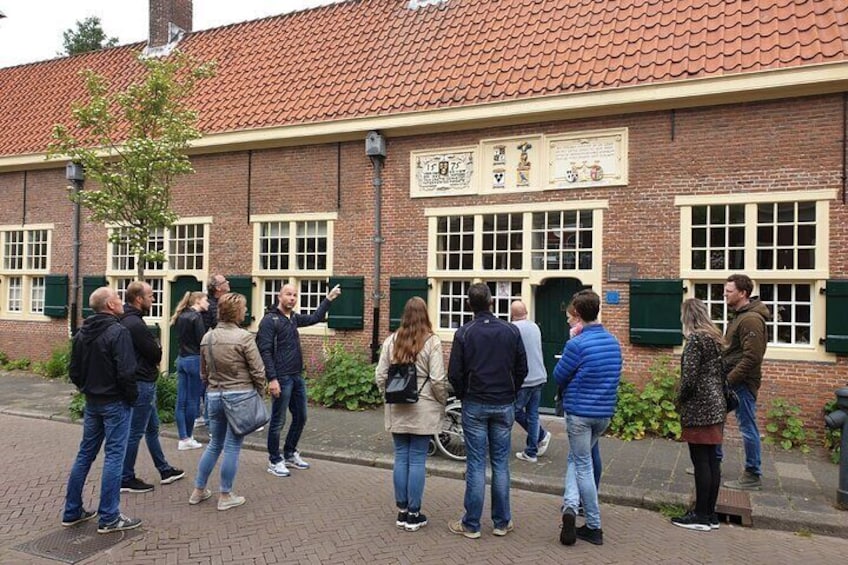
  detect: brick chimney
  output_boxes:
[148,0,192,50]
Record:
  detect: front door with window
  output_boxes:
[535,277,588,413]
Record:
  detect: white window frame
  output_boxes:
[426,201,607,339]
[252,213,337,335]
[676,189,835,362]
[0,224,52,320]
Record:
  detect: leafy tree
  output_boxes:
[61,16,119,56]
[49,51,216,278]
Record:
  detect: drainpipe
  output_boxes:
[66,163,85,335]
[366,131,387,363]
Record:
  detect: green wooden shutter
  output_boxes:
[389,277,429,331]
[327,276,365,330]
[43,274,69,318]
[81,276,108,319]
[226,275,254,327]
[825,279,848,354]
[629,279,684,345]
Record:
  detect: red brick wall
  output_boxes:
[1,93,846,439]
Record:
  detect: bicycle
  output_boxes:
[429,396,466,461]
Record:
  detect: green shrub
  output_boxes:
[34,341,71,380]
[69,392,85,420]
[765,397,809,453]
[0,351,9,367]
[307,343,382,410]
[608,356,681,441]
[5,358,31,371]
[156,372,178,424]
[823,399,841,464]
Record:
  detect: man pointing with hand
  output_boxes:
[258,283,342,477]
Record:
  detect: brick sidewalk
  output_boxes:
[2,414,847,565]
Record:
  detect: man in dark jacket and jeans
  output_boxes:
[258,283,341,477]
[120,281,184,493]
[448,283,528,539]
[62,287,142,534]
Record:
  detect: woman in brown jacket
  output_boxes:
[375,297,447,532]
[189,293,266,511]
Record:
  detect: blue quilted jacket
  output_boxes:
[553,323,622,418]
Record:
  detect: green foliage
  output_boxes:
[61,16,119,56]
[4,358,31,371]
[48,51,216,278]
[34,341,71,380]
[307,343,382,410]
[0,351,8,367]
[69,392,86,420]
[656,503,687,519]
[765,398,809,453]
[823,399,842,464]
[608,357,681,441]
[156,372,178,424]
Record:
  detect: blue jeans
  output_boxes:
[123,381,171,482]
[194,391,247,493]
[267,375,308,464]
[392,433,430,513]
[63,399,131,526]
[562,414,609,530]
[461,400,514,533]
[514,384,544,457]
[175,355,202,440]
[733,384,762,476]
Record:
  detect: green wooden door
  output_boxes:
[535,277,588,412]
[168,276,203,370]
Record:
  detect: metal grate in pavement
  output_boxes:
[12,522,142,564]
[715,487,753,526]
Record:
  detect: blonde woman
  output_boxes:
[672,298,726,532]
[190,293,266,511]
[171,291,209,450]
[375,297,447,532]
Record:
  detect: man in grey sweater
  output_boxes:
[510,300,552,462]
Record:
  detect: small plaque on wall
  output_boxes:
[607,262,638,282]
[548,128,628,189]
[411,147,477,198]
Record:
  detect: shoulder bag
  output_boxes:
[720,349,739,414]
[206,332,270,435]
[385,361,430,404]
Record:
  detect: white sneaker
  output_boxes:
[537,431,552,457]
[285,451,310,470]
[267,461,290,477]
[515,451,538,463]
[178,438,203,451]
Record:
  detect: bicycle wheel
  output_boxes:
[435,402,466,461]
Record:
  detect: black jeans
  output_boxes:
[689,443,721,517]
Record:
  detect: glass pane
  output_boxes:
[692,250,706,269]
[757,249,773,270]
[777,202,795,223]
[729,204,745,224]
[759,284,774,301]
[579,231,592,248]
[797,249,814,269]
[710,303,724,320]
[776,225,794,246]
[777,284,791,301]
[776,249,793,269]
[709,228,725,247]
[532,213,545,230]
[797,225,815,246]
[757,203,773,223]
[580,213,593,229]
[795,284,810,302]
[563,211,577,229]
[692,228,707,247]
[692,206,707,225]
[757,226,773,246]
[795,326,810,344]
[710,284,724,301]
[729,250,745,269]
[709,250,724,270]
[797,201,815,222]
[694,284,708,300]
[709,206,725,224]
[728,227,745,247]
[777,325,791,344]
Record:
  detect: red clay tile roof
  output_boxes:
[1,0,847,157]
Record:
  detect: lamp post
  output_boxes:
[366,131,386,363]
[66,162,85,335]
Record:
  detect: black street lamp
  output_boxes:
[66,162,84,335]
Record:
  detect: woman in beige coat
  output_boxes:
[375,297,447,532]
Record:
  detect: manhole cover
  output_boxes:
[12,522,142,564]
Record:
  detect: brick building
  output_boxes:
[0,0,847,431]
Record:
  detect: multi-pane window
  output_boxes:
[262,278,329,316]
[756,202,815,270]
[530,210,593,270]
[1,228,51,317]
[257,220,329,273]
[436,216,474,270]
[482,214,523,270]
[110,224,205,273]
[439,280,471,329]
[115,277,164,319]
[259,222,290,270]
[693,282,729,335]
[759,283,812,346]
[487,280,522,321]
[296,221,328,270]
[691,204,745,270]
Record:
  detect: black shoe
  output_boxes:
[160,468,185,485]
[671,511,711,532]
[405,512,428,532]
[576,524,604,545]
[396,511,408,529]
[710,513,720,530]
[97,514,142,534]
[120,477,154,493]
[62,509,97,527]
[560,508,576,546]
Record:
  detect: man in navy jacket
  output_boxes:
[554,290,622,547]
[258,283,341,477]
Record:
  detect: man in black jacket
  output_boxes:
[62,287,142,534]
[447,283,528,539]
[120,281,184,493]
